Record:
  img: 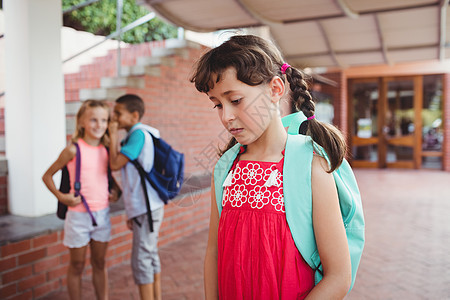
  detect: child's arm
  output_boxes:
[109,121,130,171]
[306,155,352,299]
[42,144,82,207]
[204,175,219,300]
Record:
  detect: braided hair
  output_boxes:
[190,34,346,172]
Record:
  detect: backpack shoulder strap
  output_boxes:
[73,141,98,227]
[213,143,241,216]
[283,134,321,273]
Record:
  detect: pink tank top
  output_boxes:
[67,138,109,212]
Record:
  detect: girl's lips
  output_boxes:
[229,128,243,135]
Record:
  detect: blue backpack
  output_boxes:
[129,128,185,204]
[213,111,365,292]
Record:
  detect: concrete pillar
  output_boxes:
[4,0,66,216]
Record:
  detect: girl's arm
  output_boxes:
[42,144,81,207]
[306,155,352,300]
[204,175,220,300]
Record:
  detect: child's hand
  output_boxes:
[126,219,133,230]
[58,193,81,207]
[109,121,119,135]
[108,189,120,203]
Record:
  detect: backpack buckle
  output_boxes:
[74,181,81,191]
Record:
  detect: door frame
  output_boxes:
[348,76,423,169]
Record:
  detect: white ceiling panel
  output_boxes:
[346,0,437,12]
[378,7,439,48]
[322,15,380,51]
[389,47,438,63]
[291,55,336,68]
[337,52,385,66]
[245,0,342,22]
[145,0,450,68]
[271,23,328,56]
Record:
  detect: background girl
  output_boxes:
[42,100,117,300]
[191,35,352,299]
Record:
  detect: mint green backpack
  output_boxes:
[213,111,365,292]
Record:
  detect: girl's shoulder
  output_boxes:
[311,154,332,180]
[64,143,78,158]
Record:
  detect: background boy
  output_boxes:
[109,94,164,300]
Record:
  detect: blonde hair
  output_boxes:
[72,100,110,146]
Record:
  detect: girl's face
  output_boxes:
[207,68,282,146]
[80,106,109,142]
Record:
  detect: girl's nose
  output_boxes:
[222,106,236,123]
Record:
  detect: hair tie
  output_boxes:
[281,63,291,74]
[307,115,315,120]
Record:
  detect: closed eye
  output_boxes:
[231,98,242,104]
[213,103,222,109]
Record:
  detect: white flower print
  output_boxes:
[271,188,285,212]
[232,165,242,184]
[248,186,271,209]
[241,163,263,185]
[222,187,230,207]
[230,184,248,207]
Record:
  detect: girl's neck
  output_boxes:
[241,118,287,162]
[80,136,101,147]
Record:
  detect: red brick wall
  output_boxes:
[0,190,209,299]
[0,193,210,299]
[1,41,220,298]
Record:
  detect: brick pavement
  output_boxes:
[42,169,450,299]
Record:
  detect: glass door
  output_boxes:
[349,79,380,168]
[380,77,422,168]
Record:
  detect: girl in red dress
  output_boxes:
[191,35,351,299]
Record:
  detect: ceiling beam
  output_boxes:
[283,2,437,25]
[285,43,439,60]
[233,0,281,25]
[317,21,343,67]
[374,14,391,65]
[439,0,449,60]
[334,0,359,19]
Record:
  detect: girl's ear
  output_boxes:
[269,76,285,103]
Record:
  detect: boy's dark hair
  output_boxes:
[190,34,346,172]
[116,94,145,120]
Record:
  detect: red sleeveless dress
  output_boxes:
[217,149,315,300]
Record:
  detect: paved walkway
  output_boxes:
[43,169,450,299]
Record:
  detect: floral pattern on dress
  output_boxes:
[232,165,242,184]
[222,186,230,207]
[229,184,248,207]
[271,188,285,212]
[241,163,264,185]
[248,185,271,209]
[224,158,286,212]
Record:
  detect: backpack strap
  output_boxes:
[73,142,98,227]
[282,111,307,134]
[213,143,241,216]
[124,126,157,232]
[130,160,154,232]
[283,134,323,282]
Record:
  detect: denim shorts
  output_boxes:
[131,206,164,285]
[63,207,111,248]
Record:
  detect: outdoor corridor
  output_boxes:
[43,168,450,299]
